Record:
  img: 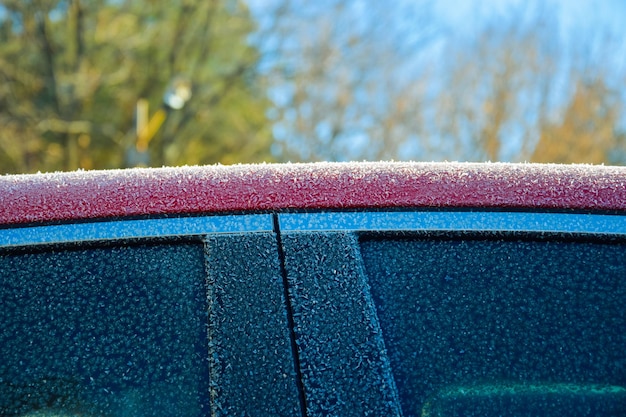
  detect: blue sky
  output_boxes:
[431,0,626,64]
[428,0,626,92]
[433,0,626,32]
[248,0,626,52]
[246,0,626,75]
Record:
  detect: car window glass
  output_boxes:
[360,236,626,416]
[0,242,209,417]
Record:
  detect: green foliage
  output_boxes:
[0,0,274,173]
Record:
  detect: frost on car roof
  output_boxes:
[2,162,626,225]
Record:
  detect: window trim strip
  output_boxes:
[3,211,626,248]
[278,211,626,235]
[0,214,274,248]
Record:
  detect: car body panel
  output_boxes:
[2,162,626,417]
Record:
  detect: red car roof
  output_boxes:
[1,162,626,225]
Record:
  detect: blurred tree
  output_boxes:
[0,0,273,173]
[531,77,621,164]
[259,0,626,164]
[425,9,561,162]
[429,6,626,164]
[262,0,436,161]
